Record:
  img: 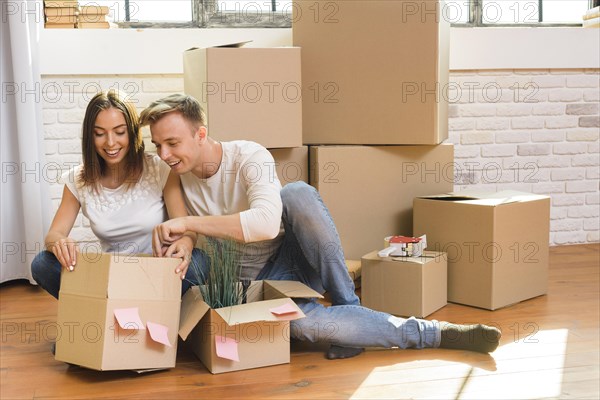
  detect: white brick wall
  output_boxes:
[41,69,599,246]
[450,69,599,246]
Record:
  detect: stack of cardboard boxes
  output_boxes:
[293,1,453,318]
[182,1,455,321]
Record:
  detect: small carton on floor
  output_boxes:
[178,280,322,374]
[55,254,182,371]
[361,251,447,318]
[413,190,550,310]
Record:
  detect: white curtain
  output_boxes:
[1,1,50,283]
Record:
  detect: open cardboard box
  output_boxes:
[55,253,182,371]
[184,42,302,148]
[413,190,550,310]
[179,280,322,374]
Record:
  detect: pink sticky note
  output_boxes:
[215,335,239,362]
[114,307,145,330]
[270,303,298,315]
[147,322,172,347]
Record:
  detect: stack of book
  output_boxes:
[583,6,600,27]
[78,5,111,29]
[44,0,78,29]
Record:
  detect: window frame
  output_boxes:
[118,0,292,28]
[456,0,591,27]
[116,0,592,28]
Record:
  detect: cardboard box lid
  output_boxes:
[185,41,251,52]
[179,286,210,340]
[362,251,445,266]
[418,190,549,207]
[178,281,322,340]
[262,280,324,300]
[59,253,181,301]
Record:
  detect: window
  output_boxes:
[91,0,593,27]
[90,0,293,27]
[447,0,592,25]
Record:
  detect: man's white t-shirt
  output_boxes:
[180,140,284,280]
[62,154,171,255]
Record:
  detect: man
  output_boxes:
[140,94,501,359]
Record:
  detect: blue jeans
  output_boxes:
[31,249,208,300]
[258,182,441,349]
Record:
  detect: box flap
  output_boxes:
[186,41,252,53]
[178,286,210,340]
[391,251,446,265]
[263,280,324,300]
[419,190,549,206]
[213,40,252,48]
[107,256,181,301]
[59,253,112,298]
[215,298,305,326]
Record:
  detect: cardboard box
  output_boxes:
[293,0,449,145]
[178,280,322,374]
[310,144,454,259]
[184,44,302,148]
[269,146,308,186]
[345,259,361,288]
[361,251,447,318]
[55,254,182,371]
[413,191,550,310]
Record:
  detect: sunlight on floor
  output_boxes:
[351,329,569,399]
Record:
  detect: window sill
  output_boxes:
[39,26,600,75]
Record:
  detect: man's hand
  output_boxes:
[153,217,188,257]
[163,236,194,280]
[50,237,79,271]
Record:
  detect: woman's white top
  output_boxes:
[62,153,171,255]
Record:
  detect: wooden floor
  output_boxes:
[1,244,599,399]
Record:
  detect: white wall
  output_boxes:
[37,27,600,246]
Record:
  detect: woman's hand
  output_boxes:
[50,237,79,271]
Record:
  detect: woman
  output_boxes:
[31,90,196,299]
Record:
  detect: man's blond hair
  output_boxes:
[139,94,207,131]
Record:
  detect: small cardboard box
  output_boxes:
[413,191,550,310]
[55,254,182,371]
[184,43,302,148]
[293,0,449,144]
[178,280,322,374]
[310,144,454,259]
[361,251,447,318]
[269,146,308,186]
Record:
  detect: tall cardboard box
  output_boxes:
[55,254,182,370]
[413,191,550,310]
[179,280,322,374]
[310,144,454,259]
[293,0,449,144]
[269,146,309,186]
[362,251,447,318]
[184,44,302,148]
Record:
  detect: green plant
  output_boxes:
[190,237,243,308]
